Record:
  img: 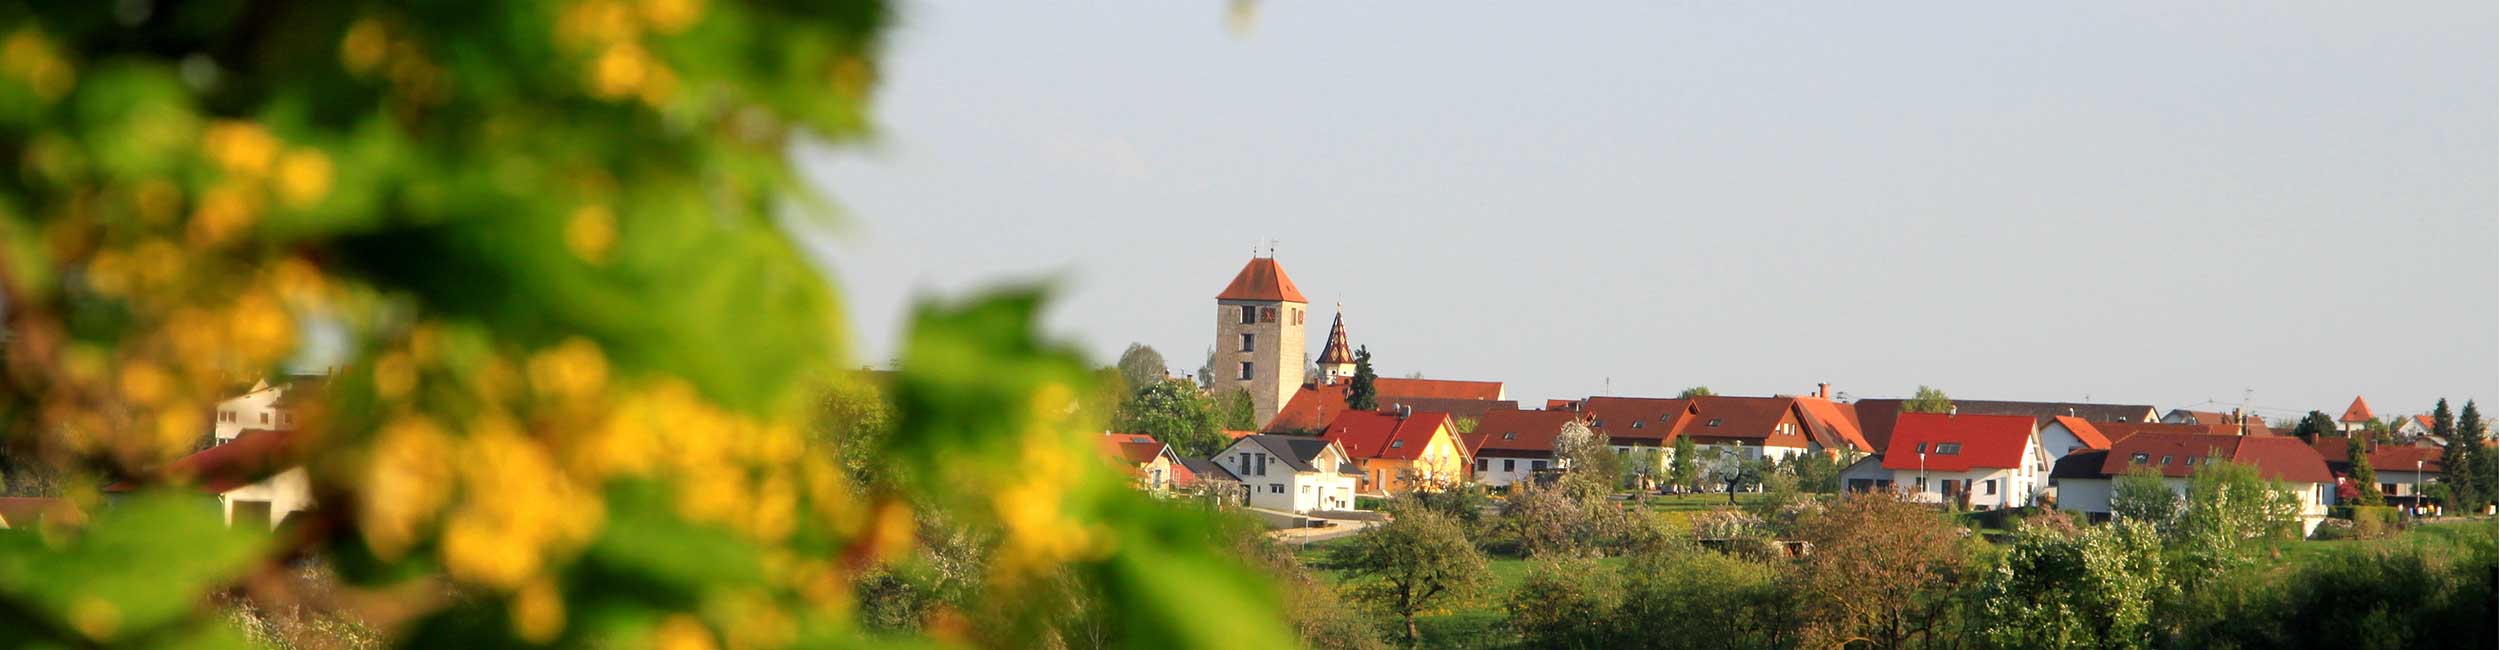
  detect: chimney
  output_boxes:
[2067,407,2078,417]
[1948,405,1959,416]
[1817,383,1830,399]
[1395,404,1412,418]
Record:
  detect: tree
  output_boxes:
[1677,386,1715,399]
[2435,398,2481,510]
[1116,343,1168,392]
[1616,545,1789,650]
[1213,388,1257,432]
[1450,417,1478,435]
[2290,410,2337,444]
[2172,458,2304,585]
[2110,465,2180,528]
[1977,522,2170,650]
[1113,380,1225,457]
[2348,436,2384,506]
[2449,400,2492,511]
[1789,492,1977,649]
[1667,437,1701,494]
[1335,508,1490,643]
[1346,346,1379,411]
[1904,385,1953,414]
[1196,346,1216,389]
[1504,553,1621,650]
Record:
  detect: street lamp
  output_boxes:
[2415,459,2425,522]
[1918,451,1927,504]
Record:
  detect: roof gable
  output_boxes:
[2339,396,2375,423]
[2047,416,2113,450]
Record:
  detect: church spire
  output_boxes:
[1317,304,1356,383]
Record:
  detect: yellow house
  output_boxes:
[1321,408,1472,495]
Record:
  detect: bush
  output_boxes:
[2347,505,2400,540]
[1505,553,1622,650]
[1616,548,1788,650]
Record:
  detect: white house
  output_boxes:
[110,428,314,530]
[2395,414,2436,440]
[1462,409,1580,487]
[1211,434,1363,514]
[211,374,326,444]
[2048,432,2336,536]
[2038,416,2114,464]
[1858,413,2048,510]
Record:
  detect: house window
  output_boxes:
[1631,421,1643,429]
[2131,453,2151,464]
[1238,362,1254,380]
[1934,443,1961,455]
[1260,307,1276,323]
[1476,458,1488,471]
[1301,485,1311,494]
[1389,440,1404,448]
[1503,459,1516,472]
[1240,333,1255,352]
[1239,305,1256,324]
[1270,484,1284,494]
[1592,419,1604,427]
[1707,418,1723,427]
[1531,460,1548,471]
[259,413,269,424]
[1915,442,1928,454]
[1293,309,1303,325]
[2160,455,2172,465]
[1984,480,1998,495]
[1914,477,1928,491]
[1503,431,1516,440]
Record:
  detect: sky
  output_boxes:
[794,1,2498,423]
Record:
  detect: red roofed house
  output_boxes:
[2048,432,2335,535]
[2308,437,2445,510]
[1320,409,1471,495]
[1265,376,1508,433]
[109,428,313,530]
[1847,413,2047,510]
[2337,396,2375,433]
[2396,414,2437,440]
[1462,409,1582,487]
[2039,415,2114,463]
[1578,397,1699,482]
[1100,433,1185,493]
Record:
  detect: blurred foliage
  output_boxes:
[0,2,1292,649]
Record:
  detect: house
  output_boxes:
[2396,414,2437,440]
[1099,433,1185,493]
[109,428,314,530]
[1675,395,1833,462]
[1264,376,1508,433]
[2337,396,2375,433]
[1320,408,1472,495]
[1462,409,1581,487]
[1209,434,1363,513]
[210,373,328,444]
[1574,388,1872,480]
[1855,399,2157,452]
[1857,413,2047,510]
[1577,396,1698,478]
[0,497,83,529]
[2307,437,2444,506]
[2039,416,2114,462]
[2049,432,2336,536]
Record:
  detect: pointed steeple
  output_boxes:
[2340,396,2374,423]
[1317,305,1356,383]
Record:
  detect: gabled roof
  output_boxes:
[2306,436,2444,474]
[1215,257,1307,303]
[1099,433,1171,466]
[1265,377,1508,432]
[1234,434,1362,476]
[2339,396,2375,423]
[1794,396,1874,452]
[2094,433,2333,483]
[1577,397,1696,445]
[2091,420,2247,443]
[1856,399,2156,446]
[112,428,301,494]
[1880,413,2036,472]
[2412,414,2437,430]
[1462,409,1580,456]
[2046,416,2113,450]
[1681,396,1804,446]
[1316,310,1355,365]
[1325,410,1459,462]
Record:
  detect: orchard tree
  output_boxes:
[1335,508,1490,643]
[1978,522,2170,650]
[1790,492,1977,649]
[1667,436,1701,494]
[1904,385,1953,414]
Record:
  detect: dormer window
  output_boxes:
[2160,455,2173,465]
[1390,440,1404,448]
[1503,432,1517,440]
[1631,421,1643,429]
[1915,442,1927,454]
[2131,453,2151,464]
[1707,418,1723,427]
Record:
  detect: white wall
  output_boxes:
[1471,455,1549,487]
[2038,424,2095,464]
[221,467,313,530]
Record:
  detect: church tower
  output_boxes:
[1316,305,1356,384]
[1215,254,1308,427]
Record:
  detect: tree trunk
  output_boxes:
[1404,613,1420,643]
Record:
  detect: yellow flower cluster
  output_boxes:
[988,383,1109,581]
[192,120,333,245]
[1,28,75,100]
[335,16,449,106]
[554,0,701,106]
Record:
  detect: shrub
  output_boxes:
[1505,553,1622,650]
[1616,547,1787,650]
[2346,505,2400,540]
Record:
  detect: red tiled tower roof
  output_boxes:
[1215,257,1307,303]
[2339,396,2375,423]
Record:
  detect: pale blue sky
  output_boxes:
[796,1,2496,422]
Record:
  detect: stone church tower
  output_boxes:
[1215,255,1308,427]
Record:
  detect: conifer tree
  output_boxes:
[1346,346,1379,411]
[2348,436,2383,506]
[2434,399,2479,509]
[2450,401,2491,510]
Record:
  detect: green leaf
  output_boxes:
[0,491,265,643]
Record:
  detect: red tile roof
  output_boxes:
[1880,413,2036,472]
[2091,420,2244,444]
[2097,433,2334,483]
[1215,257,1307,303]
[1462,409,1581,457]
[1794,397,1873,452]
[2414,414,2437,430]
[2048,416,2113,450]
[1265,378,1507,432]
[1681,396,1805,447]
[2306,437,2444,474]
[1099,433,1169,467]
[2340,396,2375,423]
[1322,410,1455,461]
[126,428,302,493]
[1578,397,1695,445]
